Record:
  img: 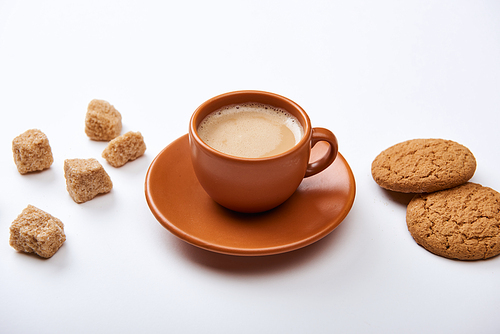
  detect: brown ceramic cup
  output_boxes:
[188,90,338,213]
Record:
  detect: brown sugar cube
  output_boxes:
[102,131,147,167]
[10,205,66,258]
[12,129,54,174]
[85,99,122,141]
[64,158,113,203]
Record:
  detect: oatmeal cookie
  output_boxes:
[406,183,500,260]
[371,138,476,193]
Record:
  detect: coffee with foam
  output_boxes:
[197,103,304,158]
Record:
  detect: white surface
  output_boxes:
[1,1,499,333]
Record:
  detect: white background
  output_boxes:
[1,1,499,333]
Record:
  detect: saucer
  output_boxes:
[145,134,356,256]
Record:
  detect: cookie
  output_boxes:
[406,183,500,260]
[371,139,476,193]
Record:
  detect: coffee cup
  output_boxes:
[188,90,338,213]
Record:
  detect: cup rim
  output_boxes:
[189,90,312,161]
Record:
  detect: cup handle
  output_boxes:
[305,127,338,178]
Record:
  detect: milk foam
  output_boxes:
[197,103,304,158]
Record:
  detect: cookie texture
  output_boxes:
[406,183,500,260]
[371,139,476,193]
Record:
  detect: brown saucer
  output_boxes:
[145,134,356,256]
